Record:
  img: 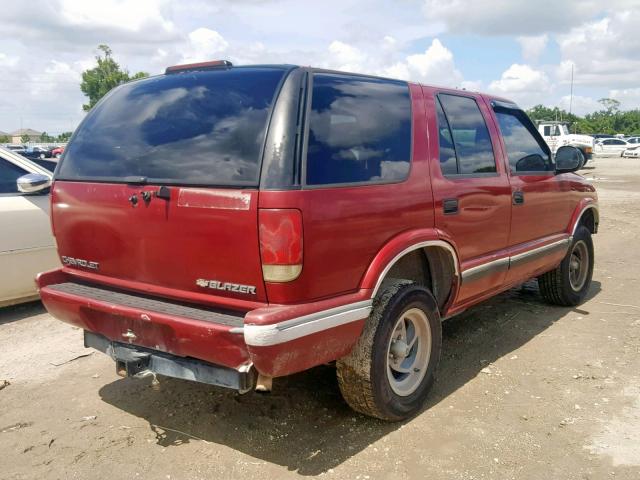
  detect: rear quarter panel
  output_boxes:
[259,83,433,304]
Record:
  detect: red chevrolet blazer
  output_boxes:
[37,61,598,420]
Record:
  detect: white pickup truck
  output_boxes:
[537,121,594,163]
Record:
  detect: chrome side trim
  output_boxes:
[461,238,572,282]
[509,238,571,267]
[461,257,509,283]
[371,240,460,298]
[572,204,599,236]
[244,300,373,347]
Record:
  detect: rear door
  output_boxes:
[53,66,289,304]
[426,89,512,304]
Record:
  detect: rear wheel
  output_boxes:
[538,225,594,306]
[337,281,442,421]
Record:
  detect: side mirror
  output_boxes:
[17,173,51,194]
[555,146,584,174]
[515,154,546,172]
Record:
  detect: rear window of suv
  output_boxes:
[57,67,287,186]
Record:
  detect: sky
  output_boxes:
[1,0,639,135]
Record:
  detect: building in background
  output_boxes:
[9,128,42,143]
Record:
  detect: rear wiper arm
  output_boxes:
[123,176,148,185]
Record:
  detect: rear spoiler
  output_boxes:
[165,60,233,74]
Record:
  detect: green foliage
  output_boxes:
[20,134,31,144]
[0,135,9,143]
[39,132,54,142]
[80,45,149,112]
[526,98,640,135]
[56,131,73,142]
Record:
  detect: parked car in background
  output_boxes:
[624,136,640,145]
[21,146,50,160]
[0,147,60,307]
[50,146,64,159]
[37,61,597,420]
[622,146,640,158]
[591,134,616,140]
[6,145,27,153]
[596,138,629,153]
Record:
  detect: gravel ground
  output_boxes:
[1,154,639,480]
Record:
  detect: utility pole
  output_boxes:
[569,63,574,117]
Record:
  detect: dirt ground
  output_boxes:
[1,154,639,480]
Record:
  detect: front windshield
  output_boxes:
[560,125,569,135]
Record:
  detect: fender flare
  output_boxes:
[359,228,461,299]
[568,200,599,236]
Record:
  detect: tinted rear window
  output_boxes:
[58,67,286,186]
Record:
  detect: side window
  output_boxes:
[494,110,553,173]
[437,94,497,175]
[543,126,551,136]
[306,73,411,186]
[0,160,26,194]
[435,98,457,175]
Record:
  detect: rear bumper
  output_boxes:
[85,331,256,392]
[37,268,372,378]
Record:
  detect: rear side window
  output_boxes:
[306,73,411,186]
[495,110,552,173]
[436,94,496,175]
[58,67,287,186]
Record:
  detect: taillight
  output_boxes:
[259,209,303,282]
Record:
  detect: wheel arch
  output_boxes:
[570,202,599,236]
[360,230,460,312]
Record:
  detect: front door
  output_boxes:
[491,106,573,284]
[425,89,512,304]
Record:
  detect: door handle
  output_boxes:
[443,198,459,215]
[513,191,524,205]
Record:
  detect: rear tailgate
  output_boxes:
[52,181,267,302]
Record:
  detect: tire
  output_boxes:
[538,225,594,306]
[336,280,442,421]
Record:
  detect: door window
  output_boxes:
[0,160,26,194]
[436,94,497,175]
[494,110,553,173]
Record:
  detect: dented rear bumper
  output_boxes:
[37,268,372,380]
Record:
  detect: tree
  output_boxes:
[56,131,73,142]
[80,45,149,111]
[598,98,621,115]
[21,134,31,144]
[39,132,54,142]
[0,135,9,143]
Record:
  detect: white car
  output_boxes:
[595,138,629,154]
[622,146,640,158]
[0,147,60,307]
[624,136,640,145]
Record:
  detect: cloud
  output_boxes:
[517,35,548,63]
[557,10,640,87]
[557,95,602,116]
[0,53,19,67]
[609,88,640,110]
[488,64,551,107]
[422,0,634,36]
[180,28,229,64]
